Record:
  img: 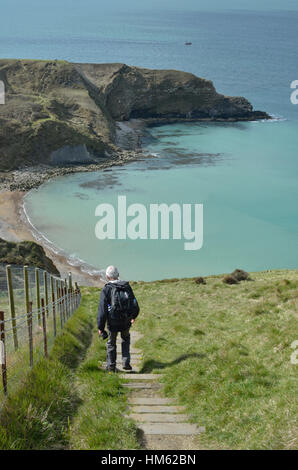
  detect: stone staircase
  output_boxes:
[110,329,204,449]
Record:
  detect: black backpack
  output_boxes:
[108,282,138,321]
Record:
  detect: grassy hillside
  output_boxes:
[69,289,140,450]
[0,288,139,450]
[0,269,296,450]
[131,269,298,449]
[0,59,268,171]
[0,238,59,275]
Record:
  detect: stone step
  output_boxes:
[123,383,161,389]
[130,413,189,423]
[131,405,184,414]
[128,398,173,405]
[98,367,140,374]
[129,389,161,398]
[137,423,203,435]
[103,362,140,368]
[120,373,160,380]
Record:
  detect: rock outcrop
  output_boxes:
[78,63,266,121]
[0,238,60,275]
[0,59,270,171]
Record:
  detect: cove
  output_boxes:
[24,119,298,281]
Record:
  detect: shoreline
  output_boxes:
[0,118,153,193]
[0,148,148,193]
[0,116,275,285]
[0,120,153,286]
[0,189,104,287]
[0,114,275,193]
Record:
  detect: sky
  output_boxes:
[3,0,298,12]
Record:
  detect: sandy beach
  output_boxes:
[0,190,104,287]
[0,120,151,287]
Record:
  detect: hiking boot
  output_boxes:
[122,364,132,371]
[106,367,116,373]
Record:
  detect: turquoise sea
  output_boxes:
[4,3,297,280]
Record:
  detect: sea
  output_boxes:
[2,2,298,280]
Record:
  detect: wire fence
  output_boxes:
[0,264,81,402]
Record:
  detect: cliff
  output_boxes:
[0,238,60,276]
[0,59,269,171]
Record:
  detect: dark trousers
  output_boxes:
[106,328,130,370]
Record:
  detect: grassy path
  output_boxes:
[132,270,298,449]
[68,324,140,449]
[122,330,204,450]
[70,271,298,450]
[0,270,296,450]
[0,286,140,450]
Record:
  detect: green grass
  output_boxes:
[0,270,296,450]
[0,293,93,449]
[131,270,298,450]
[0,292,78,401]
[69,289,140,450]
[0,286,139,450]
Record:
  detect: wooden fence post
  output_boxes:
[74,282,79,308]
[24,266,34,368]
[27,301,33,368]
[35,268,41,325]
[63,286,67,320]
[0,311,7,397]
[6,265,18,351]
[56,280,62,330]
[44,271,49,317]
[68,272,73,291]
[68,287,71,319]
[41,298,48,358]
[51,277,57,337]
[75,284,80,310]
[69,287,73,316]
[24,265,30,315]
[59,284,63,328]
[60,282,64,326]
[64,278,68,320]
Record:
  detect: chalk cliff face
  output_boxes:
[0,59,269,171]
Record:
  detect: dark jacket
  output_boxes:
[97,280,140,332]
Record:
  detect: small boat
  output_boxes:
[185,42,192,46]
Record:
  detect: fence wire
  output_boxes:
[0,264,81,403]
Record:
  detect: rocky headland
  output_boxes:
[0,59,270,190]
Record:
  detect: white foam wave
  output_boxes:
[22,192,103,278]
[252,114,287,123]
